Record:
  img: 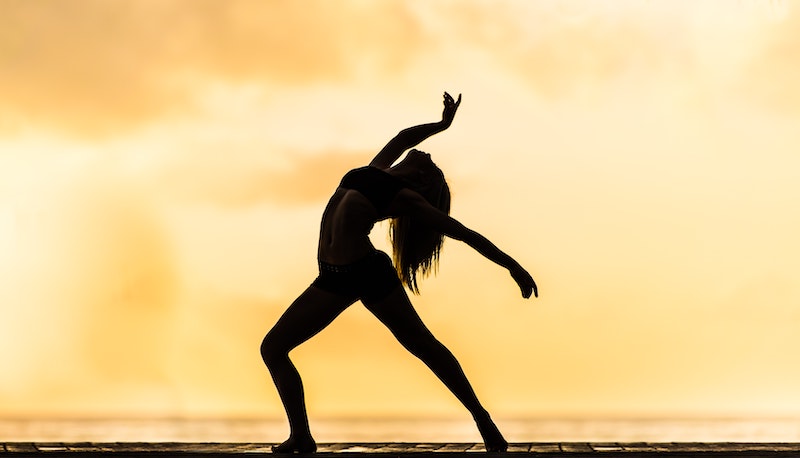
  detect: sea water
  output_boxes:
[1,418,799,443]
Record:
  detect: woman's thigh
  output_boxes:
[361,286,437,349]
[264,285,356,354]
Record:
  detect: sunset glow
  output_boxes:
[2,1,799,422]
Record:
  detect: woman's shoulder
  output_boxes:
[349,165,391,175]
[339,166,408,216]
[342,165,401,186]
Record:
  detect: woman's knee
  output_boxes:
[398,331,444,359]
[260,332,288,365]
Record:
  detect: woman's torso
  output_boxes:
[317,167,406,264]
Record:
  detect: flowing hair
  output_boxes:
[390,167,451,294]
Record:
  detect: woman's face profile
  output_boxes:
[401,151,439,188]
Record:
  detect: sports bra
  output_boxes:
[339,166,406,216]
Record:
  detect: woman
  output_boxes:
[261,92,537,453]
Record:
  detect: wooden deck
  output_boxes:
[3,442,800,456]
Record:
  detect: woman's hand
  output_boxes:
[510,265,538,299]
[442,91,462,127]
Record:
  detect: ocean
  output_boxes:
[1,418,799,443]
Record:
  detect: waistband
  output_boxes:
[318,250,387,273]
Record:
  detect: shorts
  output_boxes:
[311,250,401,304]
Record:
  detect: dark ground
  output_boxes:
[4,442,800,457]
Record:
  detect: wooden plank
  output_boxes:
[435,443,475,452]
[319,442,356,452]
[107,442,149,451]
[6,441,800,455]
[5,442,38,453]
[240,443,274,453]
[65,442,104,452]
[645,442,674,452]
[736,443,800,452]
[139,442,207,452]
[35,442,68,452]
[412,443,446,451]
[664,442,712,452]
[5,443,38,453]
[507,443,531,452]
[528,443,561,453]
[559,442,592,453]
[591,442,623,452]
[213,443,265,452]
[621,442,656,452]
[337,443,387,453]
[372,443,422,453]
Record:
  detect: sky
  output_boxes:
[1,0,799,422]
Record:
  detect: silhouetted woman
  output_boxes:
[261,92,537,453]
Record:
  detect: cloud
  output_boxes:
[0,170,178,402]
[152,148,366,208]
[743,5,800,115]
[508,22,678,98]
[0,0,425,136]
[419,2,688,100]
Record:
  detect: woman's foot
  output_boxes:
[271,436,317,454]
[476,413,508,452]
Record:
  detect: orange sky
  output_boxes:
[2,0,800,421]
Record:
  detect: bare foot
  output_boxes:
[476,414,508,452]
[271,436,317,454]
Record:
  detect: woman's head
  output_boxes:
[391,149,444,195]
[390,150,451,294]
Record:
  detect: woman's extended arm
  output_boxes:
[370,92,461,169]
[393,190,538,298]
[450,222,538,299]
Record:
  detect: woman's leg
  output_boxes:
[362,287,508,452]
[261,285,355,452]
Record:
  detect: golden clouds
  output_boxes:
[509,22,674,98]
[153,150,363,208]
[60,181,177,378]
[2,0,180,135]
[4,0,794,139]
[746,5,800,114]
[415,2,683,100]
[0,167,178,413]
[0,0,423,136]
[3,0,800,420]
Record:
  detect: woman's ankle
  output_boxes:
[272,435,316,454]
[474,413,507,452]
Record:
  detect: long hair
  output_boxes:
[390,167,451,294]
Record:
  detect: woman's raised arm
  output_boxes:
[369,92,461,169]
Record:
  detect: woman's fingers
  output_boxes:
[511,267,537,299]
[443,91,460,107]
[522,282,537,299]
